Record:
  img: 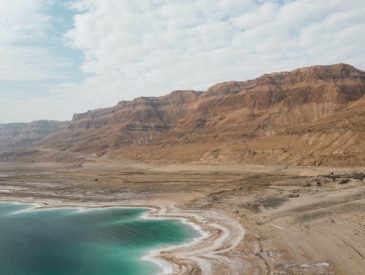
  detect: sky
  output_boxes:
[0,0,364,123]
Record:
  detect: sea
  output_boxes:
[0,203,199,275]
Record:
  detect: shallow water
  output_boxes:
[0,203,199,275]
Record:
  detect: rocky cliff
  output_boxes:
[1,64,365,166]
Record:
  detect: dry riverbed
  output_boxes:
[0,161,364,275]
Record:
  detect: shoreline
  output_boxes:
[0,198,238,275]
[2,162,363,274]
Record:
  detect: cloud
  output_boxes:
[0,0,71,82]
[60,0,365,108]
[0,46,71,81]
[0,95,84,123]
[0,0,49,43]
[1,0,365,122]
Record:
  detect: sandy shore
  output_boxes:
[0,161,364,274]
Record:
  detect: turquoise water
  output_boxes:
[0,203,199,275]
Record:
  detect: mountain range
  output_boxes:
[1,63,364,166]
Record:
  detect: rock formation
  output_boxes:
[1,64,364,166]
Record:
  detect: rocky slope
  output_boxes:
[1,64,364,166]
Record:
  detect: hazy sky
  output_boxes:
[0,0,364,123]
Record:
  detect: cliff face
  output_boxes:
[1,64,365,166]
[45,90,202,152]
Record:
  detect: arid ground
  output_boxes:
[0,161,364,275]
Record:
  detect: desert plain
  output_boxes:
[1,160,364,275]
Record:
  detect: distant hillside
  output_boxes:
[1,64,365,166]
[0,120,66,151]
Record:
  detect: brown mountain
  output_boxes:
[1,63,365,166]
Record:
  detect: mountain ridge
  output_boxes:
[1,63,364,166]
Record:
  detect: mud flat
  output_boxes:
[0,161,364,274]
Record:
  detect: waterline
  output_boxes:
[0,202,200,275]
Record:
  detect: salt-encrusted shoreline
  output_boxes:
[0,198,245,275]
